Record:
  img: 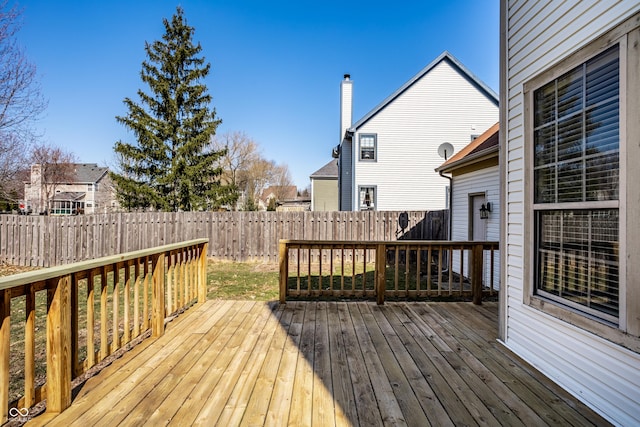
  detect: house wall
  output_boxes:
[93,173,119,213]
[311,178,338,211]
[339,140,353,211]
[450,165,500,289]
[502,1,640,425]
[352,60,498,211]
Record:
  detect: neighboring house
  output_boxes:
[309,159,338,211]
[24,163,119,215]
[336,52,499,211]
[276,197,311,212]
[436,122,499,290]
[258,185,298,211]
[500,2,640,425]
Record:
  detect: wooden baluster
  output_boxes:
[25,286,36,407]
[472,243,484,305]
[123,262,130,345]
[100,266,108,360]
[1,289,11,424]
[279,240,288,304]
[198,243,208,304]
[46,275,72,413]
[112,264,120,352]
[86,273,95,369]
[376,243,386,305]
[143,257,149,332]
[427,245,432,295]
[152,253,166,337]
[133,262,140,338]
[167,252,173,314]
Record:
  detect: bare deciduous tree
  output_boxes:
[0,1,47,204]
[212,131,294,210]
[30,143,76,213]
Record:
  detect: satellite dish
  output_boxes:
[438,142,454,160]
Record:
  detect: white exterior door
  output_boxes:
[470,194,486,241]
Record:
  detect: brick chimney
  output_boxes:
[340,73,352,141]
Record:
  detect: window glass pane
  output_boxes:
[586,153,618,201]
[586,98,619,154]
[359,187,375,210]
[534,125,555,167]
[590,210,619,316]
[557,160,583,202]
[586,46,619,107]
[557,68,582,119]
[360,135,375,160]
[534,166,555,203]
[561,211,589,306]
[536,209,619,318]
[533,45,619,205]
[557,115,583,161]
[537,211,562,294]
[534,81,556,127]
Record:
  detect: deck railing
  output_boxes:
[0,239,208,423]
[278,240,499,305]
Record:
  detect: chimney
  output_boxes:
[340,73,353,142]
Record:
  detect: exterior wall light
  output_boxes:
[479,202,491,219]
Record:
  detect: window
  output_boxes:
[359,134,376,161]
[532,45,620,324]
[358,186,376,210]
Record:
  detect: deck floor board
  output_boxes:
[27,300,611,427]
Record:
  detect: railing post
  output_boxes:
[46,275,72,414]
[472,244,483,305]
[279,240,288,304]
[1,289,10,424]
[198,243,209,304]
[152,253,166,337]
[376,244,387,305]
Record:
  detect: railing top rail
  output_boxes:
[0,238,209,291]
[279,239,499,246]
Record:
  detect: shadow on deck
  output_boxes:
[27,300,611,426]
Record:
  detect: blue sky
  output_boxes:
[17,0,499,189]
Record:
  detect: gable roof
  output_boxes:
[436,122,499,173]
[73,164,109,183]
[348,51,499,134]
[260,185,298,202]
[310,159,338,179]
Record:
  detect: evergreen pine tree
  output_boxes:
[111,7,237,211]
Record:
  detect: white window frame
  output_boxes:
[523,16,640,351]
[359,134,377,161]
[358,185,376,211]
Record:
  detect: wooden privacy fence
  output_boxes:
[0,239,208,423]
[278,240,499,305]
[0,210,447,267]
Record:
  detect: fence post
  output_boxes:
[1,289,10,424]
[152,253,166,337]
[472,244,483,305]
[46,275,72,414]
[279,240,288,304]
[376,244,386,305]
[198,242,208,304]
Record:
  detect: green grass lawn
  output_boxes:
[206,260,280,301]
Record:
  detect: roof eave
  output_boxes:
[435,145,499,173]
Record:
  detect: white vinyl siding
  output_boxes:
[502,2,640,425]
[450,166,500,290]
[352,60,498,211]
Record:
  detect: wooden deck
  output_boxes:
[28,300,610,426]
